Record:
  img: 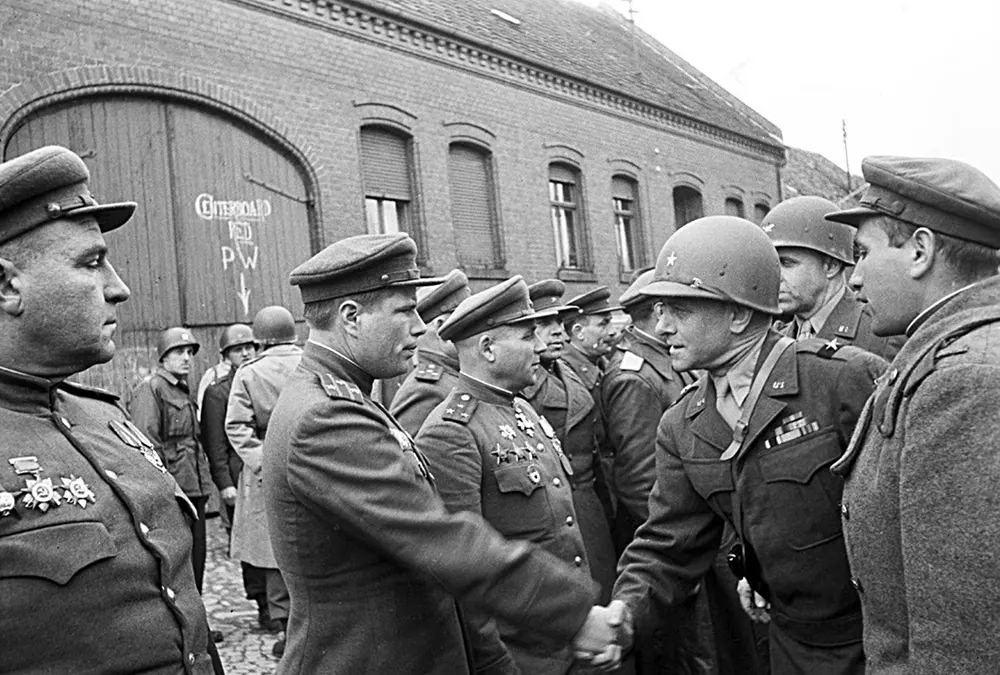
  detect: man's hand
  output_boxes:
[737,577,770,623]
[220,486,238,506]
[572,600,633,671]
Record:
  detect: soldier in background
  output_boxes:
[0,145,217,672]
[200,323,275,631]
[524,279,616,603]
[131,326,215,594]
[226,305,302,658]
[417,275,592,674]
[762,195,902,359]
[263,233,617,675]
[390,269,470,437]
[561,286,621,397]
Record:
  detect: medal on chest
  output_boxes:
[109,419,167,474]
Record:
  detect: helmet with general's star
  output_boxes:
[641,216,781,314]
[761,195,854,264]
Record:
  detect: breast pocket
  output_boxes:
[0,521,117,585]
[681,457,735,517]
[758,427,844,551]
[488,464,552,538]
[163,398,194,439]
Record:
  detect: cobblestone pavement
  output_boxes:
[203,515,281,675]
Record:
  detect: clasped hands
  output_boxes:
[571,600,632,671]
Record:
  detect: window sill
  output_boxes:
[556,268,597,283]
[462,267,510,281]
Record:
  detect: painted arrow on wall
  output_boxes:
[237,272,251,316]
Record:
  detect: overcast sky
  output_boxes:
[588,0,1000,183]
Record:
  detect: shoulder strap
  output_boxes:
[719,336,795,461]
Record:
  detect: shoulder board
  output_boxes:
[441,390,478,424]
[414,362,443,383]
[619,351,645,372]
[319,374,365,403]
[59,379,120,404]
[796,338,868,362]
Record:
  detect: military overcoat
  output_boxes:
[834,276,1000,673]
[0,367,213,673]
[614,330,886,674]
[263,342,597,675]
[389,348,460,438]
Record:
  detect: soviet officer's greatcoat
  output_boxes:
[417,374,592,674]
[834,276,1000,673]
[522,359,616,603]
[263,342,597,675]
[614,330,887,674]
[389,347,460,438]
[0,367,214,673]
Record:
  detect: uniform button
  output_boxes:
[841,503,849,519]
[188,653,195,666]
[565,516,574,526]
[164,586,176,600]
[553,477,562,487]
[139,522,150,536]
[574,556,583,567]
[851,577,863,594]
[105,470,118,480]
[60,416,72,427]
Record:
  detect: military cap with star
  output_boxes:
[0,145,136,244]
[826,155,1000,248]
[289,233,444,303]
[564,286,622,316]
[439,275,546,342]
[618,268,657,308]
[527,279,581,320]
[416,269,472,322]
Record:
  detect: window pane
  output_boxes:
[725,197,745,218]
[616,213,634,271]
[383,201,401,234]
[673,186,704,227]
[753,203,770,224]
[365,198,382,234]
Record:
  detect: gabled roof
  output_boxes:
[359,0,783,151]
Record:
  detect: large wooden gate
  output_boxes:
[4,95,317,396]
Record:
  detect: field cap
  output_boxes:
[439,275,545,342]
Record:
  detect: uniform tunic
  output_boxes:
[200,372,241,494]
[226,344,302,568]
[263,341,597,675]
[778,290,904,361]
[130,369,213,498]
[389,348,461,438]
[614,331,886,675]
[835,276,1000,673]
[417,373,591,675]
[522,359,616,603]
[0,366,213,673]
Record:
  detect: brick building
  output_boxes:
[0,0,784,392]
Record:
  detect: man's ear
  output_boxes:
[479,333,496,362]
[0,257,24,317]
[337,299,361,337]
[728,303,754,335]
[909,227,936,280]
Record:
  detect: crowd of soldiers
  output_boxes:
[1,143,999,675]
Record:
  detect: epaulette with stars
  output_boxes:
[319,374,365,403]
[796,337,863,361]
[441,391,477,424]
[414,362,444,383]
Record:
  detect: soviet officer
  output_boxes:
[0,145,215,672]
[263,233,618,675]
[594,216,887,674]
[762,195,902,359]
[523,279,616,603]
[130,325,215,592]
[826,156,1000,673]
[415,276,592,674]
[561,286,621,396]
[389,268,471,437]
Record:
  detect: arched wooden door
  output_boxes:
[5,95,317,395]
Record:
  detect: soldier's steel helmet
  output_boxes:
[218,323,257,353]
[641,216,781,314]
[157,327,200,361]
[252,306,297,346]
[761,196,854,265]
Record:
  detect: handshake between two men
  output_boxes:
[571,600,634,671]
